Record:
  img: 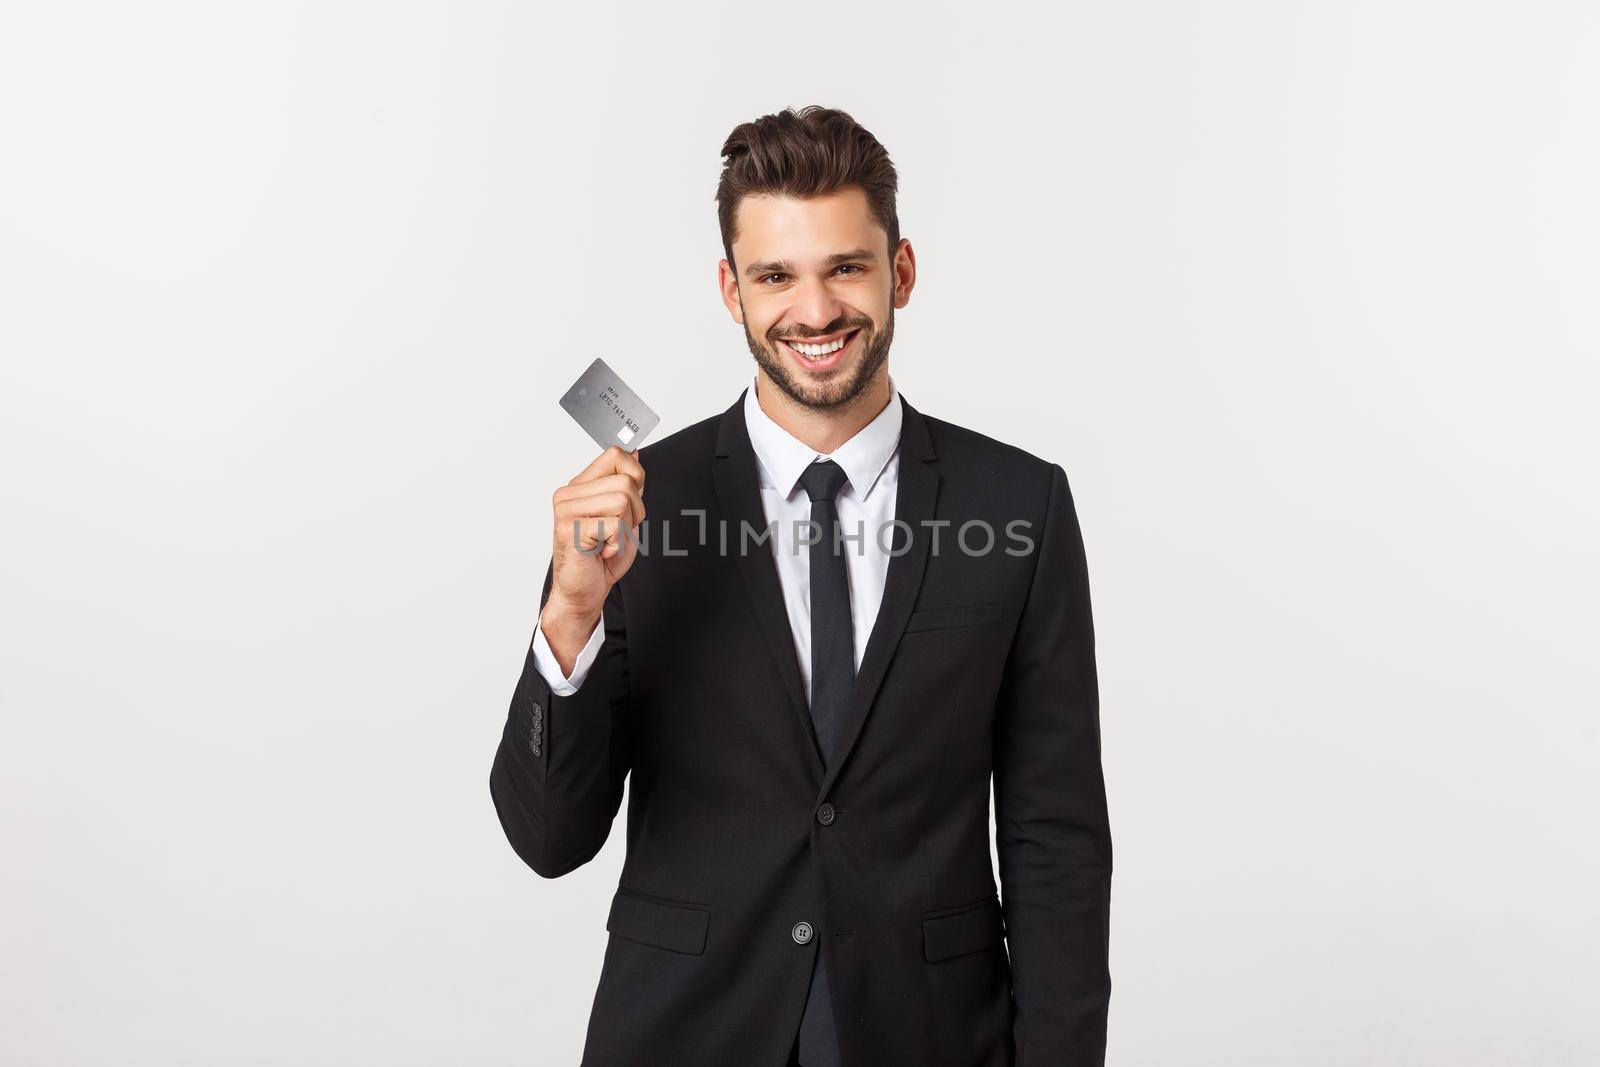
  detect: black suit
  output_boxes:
[490,389,1112,1065]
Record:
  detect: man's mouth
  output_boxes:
[777,327,861,370]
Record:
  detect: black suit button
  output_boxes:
[816,803,835,826]
[792,921,813,945]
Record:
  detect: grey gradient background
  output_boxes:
[3,2,1597,1064]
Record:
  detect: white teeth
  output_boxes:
[786,332,852,358]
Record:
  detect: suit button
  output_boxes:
[815,803,835,826]
[791,921,813,945]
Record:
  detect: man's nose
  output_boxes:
[786,276,847,334]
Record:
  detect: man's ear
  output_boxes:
[718,258,745,324]
[891,237,916,309]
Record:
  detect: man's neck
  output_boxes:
[755,368,892,455]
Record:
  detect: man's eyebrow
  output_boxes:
[742,248,880,279]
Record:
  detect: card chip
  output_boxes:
[617,425,635,444]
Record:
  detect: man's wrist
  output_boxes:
[540,594,602,673]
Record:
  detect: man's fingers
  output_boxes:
[568,445,646,491]
[553,472,644,509]
[560,514,639,555]
[554,486,645,529]
[552,448,646,564]
[568,445,625,485]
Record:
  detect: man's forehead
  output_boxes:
[732,190,886,267]
[735,190,879,238]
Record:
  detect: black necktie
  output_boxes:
[795,458,850,1067]
[798,458,855,765]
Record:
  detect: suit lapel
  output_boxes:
[711,387,943,799]
[819,395,939,802]
[713,391,826,778]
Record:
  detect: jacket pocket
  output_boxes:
[904,602,1003,633]
[607,886,711,956]
[921,894,1005,962]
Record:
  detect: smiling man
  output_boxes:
[491,106,1113,1066]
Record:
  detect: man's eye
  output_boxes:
[760,267,860,284]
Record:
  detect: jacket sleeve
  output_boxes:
[993,462,1113,1064]
[490,562,631,879]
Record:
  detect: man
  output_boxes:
[490,106,1112,1066]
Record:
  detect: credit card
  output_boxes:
[558,357,661,452]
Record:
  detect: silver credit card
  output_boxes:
[558,357,661,451]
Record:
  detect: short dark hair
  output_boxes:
[716,106,900,272]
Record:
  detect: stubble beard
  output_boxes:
[743,305,894,414]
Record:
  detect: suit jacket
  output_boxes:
[490,388,1113,1066]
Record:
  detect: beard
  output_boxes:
[743,305,894,413]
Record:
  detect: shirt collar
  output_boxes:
[743,371,903,503]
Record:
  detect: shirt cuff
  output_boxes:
[530,614,606,695]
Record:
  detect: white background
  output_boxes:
[3,2,1597,1064]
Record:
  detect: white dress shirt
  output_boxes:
[531,372,904,699]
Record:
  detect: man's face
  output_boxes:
[719,187,913,411]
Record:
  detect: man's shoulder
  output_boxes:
[917,408,1060,486]
[634,408,724,471]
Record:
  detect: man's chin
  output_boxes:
[759,352,866,410]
